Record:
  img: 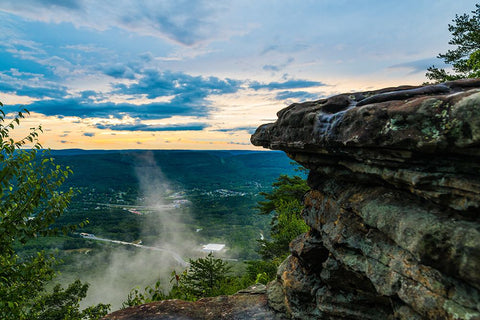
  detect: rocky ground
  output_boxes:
[103,285,286,320]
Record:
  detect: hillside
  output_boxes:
[20,149,301,310]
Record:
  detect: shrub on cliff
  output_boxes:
[244,172,309,284]
[256,174,309,260]
[123,253,240,307]
[426,3,480,82]
[173,252,235,298]
[0,103,109,319]
[257,199,309,260]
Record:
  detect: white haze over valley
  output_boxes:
[70,152,200,310]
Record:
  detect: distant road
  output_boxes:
[79,233,188,267]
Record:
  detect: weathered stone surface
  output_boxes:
[103,80,480,319]
[252,79,480,319]
[103,285,286,320]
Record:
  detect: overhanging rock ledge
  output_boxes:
[252,78,480,319]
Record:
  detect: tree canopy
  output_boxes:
[0,103,109,319]
[426,3,480,82]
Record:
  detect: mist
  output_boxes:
[135,151,197,259]
[64,151,199,311]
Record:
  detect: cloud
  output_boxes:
[388,57,448,75]
[95,120,208,132]
[263,65,281,72]
[115,69,242,99]
[0,0,229,46]
[260,43,310,56]
[214,126,258,134]
[23,97,209,119]
[0,69,68,99]
[275,91,320,101]
[1,37,78,78]
[80,90,98,99]
[262,57,294,73]
[250,79,326,91]
[228,141,250,145]
[35,0,82,9]
[11,69,244,120]
[102,64,136,79]
[83,132,95,137]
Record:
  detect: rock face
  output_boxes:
[103,285,286,320]
[251,79,480,319]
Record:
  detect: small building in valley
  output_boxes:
[201,243,225,252]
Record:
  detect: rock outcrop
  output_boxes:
[103,79,480,319]
[103,285,286,320]
[251,79,480,319]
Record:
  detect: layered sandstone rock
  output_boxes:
[252,79,480,319]
[103,80,480,319]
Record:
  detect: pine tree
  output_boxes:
[426,4,480,82]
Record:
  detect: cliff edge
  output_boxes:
[104,79,480,319]
[104,285,286,320]
[252,78,480,319]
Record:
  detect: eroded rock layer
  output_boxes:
[252,79,480,319]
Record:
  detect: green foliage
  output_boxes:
[257,174,309,216]
[252,173,310,283]
[0,104,109,319]
[29,280,110,320]
[258,199,309,260]
[244,260,278,285]
[179,252,233,298]
[122,280,167,308]
[257,174,309,260]
[123,253,242,307]
[426,3,480,82]
[44,150,296,260]
[466,49,480,78]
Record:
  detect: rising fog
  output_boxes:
[68,152,198,310]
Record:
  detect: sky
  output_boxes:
[0,0,477,150]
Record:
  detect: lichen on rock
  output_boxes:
[252,78,480,319]
[102,79,480,320]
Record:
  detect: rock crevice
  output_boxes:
[252,79,480,319]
